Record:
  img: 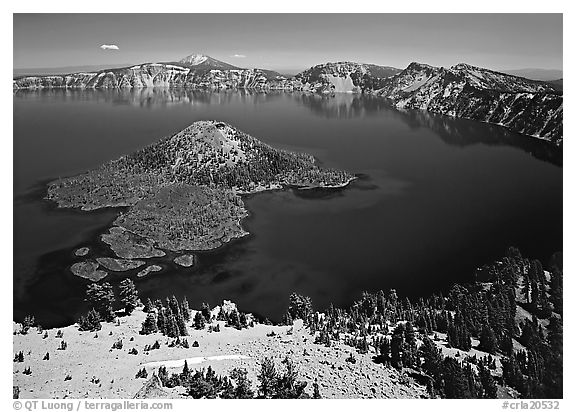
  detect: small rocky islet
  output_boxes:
[47,121,355,280]
[70,261,108,282]
[96,257,146,272]
[174,254,195,267]
[136,265,163,278]
[74,247,90,257]
[101,227,166,260]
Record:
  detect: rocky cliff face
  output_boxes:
[295,61,401,93]
[13,56,562,144]
[13,64,295,90]
[376,62,562,145]
[13,60,398,93]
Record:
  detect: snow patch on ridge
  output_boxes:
[180,54,209,66]
[402,74,431,92]
[324,74,356,93]
[142,355,251,369]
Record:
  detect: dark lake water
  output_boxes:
[13,89,563,327]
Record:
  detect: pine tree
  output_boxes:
[313,380,321,399]
[550,268,563,314]
[229,368,254,399]
[175,306,188,336]
[547,316,563,354]
[21,315,35,334]
[239,312,248,329]
[201,302,211,323]
[140,313,158,335]
[530,259,545,290]
[181,360,190,380]
[274,357,308,399]
[391,326,404,369]
[135,367,148,379]
[403,345,417,368]
[530,279,541,311]
[257,357,278,398]
[519,320,540,350]
[464,363,482,398]
[143,298,154,313]
[228,310,241,329]
[282,311,293,326]
[86,283,115,322]
[357,336,369,354]
[13,351,24,362]
[405,321,416,347]
[420,335,443,383]
[379,337,391,365]
[502,354,524,393]
[157,366,168,384]
[287,293,313,325]
[157,308,167,335]
[500,334,514,357]
[167,309,179,338]
[181,297,191,321]
[479,325,498,354]
[442,357,471,399]
[78,308,102,332]
[168,296,180,316]
[217,307,227,321]
[119,279,139,315]
[194,311,206,330]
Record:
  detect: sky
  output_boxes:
[13,14,563,72]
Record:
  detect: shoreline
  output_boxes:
[46,175,358,275]
[14,87,562,146]
[13,246,563,399]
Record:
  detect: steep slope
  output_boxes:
[115,120,354,191]
[13,53,290,90]
[14,64,190,89]
[12,59,401,92]
[377,62,563,145]
[48,120,355,211]
[46,121,355,278]
[13,63,294,90]
[12,57,562,144]
[295,61,401,93]
[13,310,428,399]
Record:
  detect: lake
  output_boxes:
[13,89,563,327]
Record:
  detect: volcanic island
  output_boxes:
[46,120,356,281]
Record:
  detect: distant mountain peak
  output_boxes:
[178,53,209,65]
[406,62,435,70]
[177,53,239,70]
[451,62,477,70]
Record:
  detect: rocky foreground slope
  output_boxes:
[12,309,427,399]
[13,54,563,144]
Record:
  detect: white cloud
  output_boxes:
[231,54,246,58]
[100,44,119,51]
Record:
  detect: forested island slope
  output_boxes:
[46,121,354,280]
